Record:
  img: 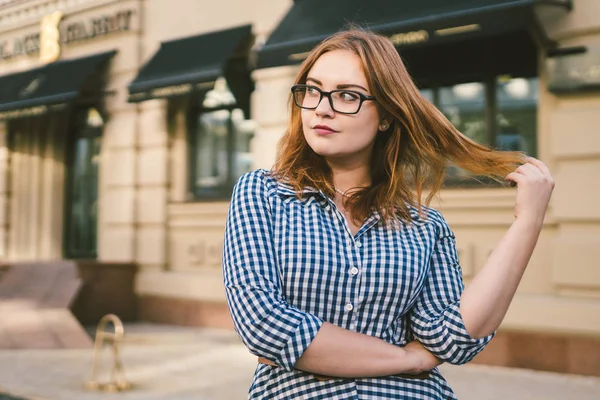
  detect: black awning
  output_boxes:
[0,51,116,120]
[128,25,253,103]
[257,0,571,81]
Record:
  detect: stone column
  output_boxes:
[98,106,137,262]
[543,3,600,311]
[99,99,169,269]
[135,100,169,272]
[548,92,600,292]
[251,66,299,170]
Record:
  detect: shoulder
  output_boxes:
[235,168,276,187]
[233,169,278,197]
[406,204,454,238]
[229,170,280,219]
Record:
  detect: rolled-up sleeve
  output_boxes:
[409,211,494,365]
[223,171,323,371]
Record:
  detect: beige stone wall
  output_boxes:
[132,0,600,337]
[133,0,293,301]
[531,0,600,334]
[0,0,144,260]
[1,0,598,337]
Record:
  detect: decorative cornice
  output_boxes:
[1,1,69,30]
[0,0,119,31]
[0,1,29,9]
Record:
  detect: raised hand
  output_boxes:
[504,157,555,226]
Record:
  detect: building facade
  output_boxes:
[0,0,598,375]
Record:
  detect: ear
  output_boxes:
[378,120,390,131]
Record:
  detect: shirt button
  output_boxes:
[355,241,362,248]
[349,267,359,276]
[344,303,354,312]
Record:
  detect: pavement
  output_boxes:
[0,323,599,400]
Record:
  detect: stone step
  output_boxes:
[0,262,92,349]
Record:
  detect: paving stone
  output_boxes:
[0,324,597,400]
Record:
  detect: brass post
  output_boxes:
[85,314,132,392]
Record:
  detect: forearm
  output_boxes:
[460,217,543,338]
[294,322,419,378]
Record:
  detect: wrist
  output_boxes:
[514,214,544,230]
[401,347,424,375]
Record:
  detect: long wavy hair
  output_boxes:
[272,28,525,224]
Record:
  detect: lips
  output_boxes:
[312,124,337,135]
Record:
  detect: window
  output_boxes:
[188,78,255,199]
[423,76,538,185]
[496,77,537,156]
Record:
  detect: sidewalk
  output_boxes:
[0,324,598,400]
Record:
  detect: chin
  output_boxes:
[306,140,339,158]
[312,149,340,158]
[311,147,351,160]
[308,147,332,157]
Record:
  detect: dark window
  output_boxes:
[423,76,538,185]
[188,78,255,200]
[64,107,102,259]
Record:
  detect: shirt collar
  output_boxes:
[276,181,322,197]
[276,181,383,226]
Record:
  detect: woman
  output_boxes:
[223,28,554,399]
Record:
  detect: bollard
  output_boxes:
[85,314,132,392]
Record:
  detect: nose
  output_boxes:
[314,94,335,118]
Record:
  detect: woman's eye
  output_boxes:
[307,87,320,96]
[340,91,360,101]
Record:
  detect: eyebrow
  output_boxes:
[306,77,369,93]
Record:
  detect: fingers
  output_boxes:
[504,172,524,186]
[516,162,543,178]
[525,157,552,177]
[506,157,555,189]
[521,158,555,188]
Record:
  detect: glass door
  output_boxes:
[64,108,103,259]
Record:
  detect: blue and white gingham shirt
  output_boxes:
[223,169,494,399]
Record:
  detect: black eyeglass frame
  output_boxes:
[291,84,377,115]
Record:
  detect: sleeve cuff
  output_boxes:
[440,301,494,364]
[443,301,495,347]
[412,300,495,365]
[276,312,324,371]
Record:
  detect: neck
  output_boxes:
[328,161,371,193]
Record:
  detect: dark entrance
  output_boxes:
[63,108,103,259]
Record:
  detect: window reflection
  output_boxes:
[420,88,434,103]
[421,76,538,184]
[496,77,537,156]
[439,82,486,145]
[191,78,255,197]
[438,82,486,179]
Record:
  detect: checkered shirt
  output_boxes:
[223,169,494,399]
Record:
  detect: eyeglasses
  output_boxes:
[291,84,376,115]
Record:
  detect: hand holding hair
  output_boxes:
[504,156,555,225]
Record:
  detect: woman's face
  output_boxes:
[301,50,382,166]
